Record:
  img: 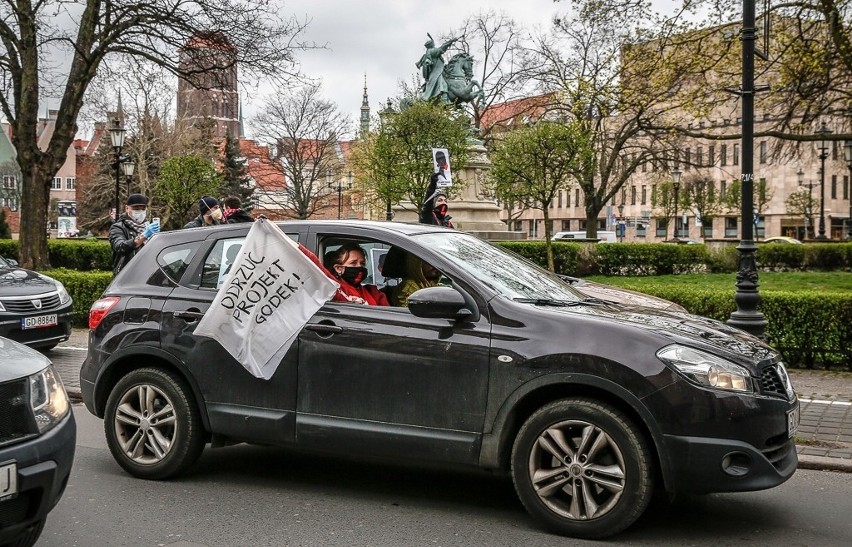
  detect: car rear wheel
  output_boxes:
[511,398,653,539]
[104,367,205,480]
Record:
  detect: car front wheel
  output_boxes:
[104,367,205,480]
[511,398,653,539]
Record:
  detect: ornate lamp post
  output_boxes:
[671,168,681,241]
[617,203,625,242]
[109,118,127,220]
[727,0,767,337]
[797,168,811,239]
[814,122,832,240]
[845,141,852,240]
[122,160,135,196]
[328,170,353,220]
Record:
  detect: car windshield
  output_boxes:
[416,232,584,302]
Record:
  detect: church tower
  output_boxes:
[359,74,370,137]
[176,32,240,139]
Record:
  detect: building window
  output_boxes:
[529,220,537,238]
[52,177,62,190]
[2,175,15,189]
[677,217,689,239]
[709,145,715,166]
[721,180,728,196]
[636,221,646,238]
[720,144,727,166]
[702,218,713,239]
[575,189,581,207]
[733,144,740,165]
[759,141,767,164]
[756,215,765,238]
[513,221,522,232]
[683,149,691,169]
[566,191,570,208]
[641,185,647,205]
[656,219,668,238]
[844,175,849,200]
[562,220,571,231]
[630,186,637,205]
[831,175,837,199]
[696,146,703,166]
[557,190,562,208]
[66,177,76,190]
[725,216,738,238]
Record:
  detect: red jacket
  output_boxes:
[298,243,388,306]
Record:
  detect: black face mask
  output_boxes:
[434,204,448,218]
[339,266,368,286]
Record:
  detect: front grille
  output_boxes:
[0,491,37,527]
[759,365,788,399]
[0,293,61,313]
[0,379,36,448]
[761,433,795,470]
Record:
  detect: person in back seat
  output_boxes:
[391,254,442,307]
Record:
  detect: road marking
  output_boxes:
[799,398,852,406]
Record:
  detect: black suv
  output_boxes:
[0,255,74,349]
[0,336,75,547]
[80,221,799,539]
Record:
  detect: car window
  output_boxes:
[415,231,583,302]
[199,233,299,290]
[320,238,390,287]
[153,242,202,285]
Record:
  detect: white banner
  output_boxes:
[195,219,338,379]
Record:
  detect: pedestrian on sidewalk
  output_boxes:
[109,193,159,276]
[184,196,223,228]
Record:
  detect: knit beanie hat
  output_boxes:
[426,189,447,205]
[199,196,219,214]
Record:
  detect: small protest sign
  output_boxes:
[195,219,338,379]
[432,148,452,187]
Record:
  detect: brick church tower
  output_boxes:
[176,32,240,139]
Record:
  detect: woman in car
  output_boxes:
[329,243,389,306]
[391,254,442,307]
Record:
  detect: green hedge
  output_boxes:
[0,238,112,271]
[608,282,851,370]
[492,241,852,276]
[44,268,113,325]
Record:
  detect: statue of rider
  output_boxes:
[416,33,459,102]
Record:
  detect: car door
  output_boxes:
[295,231,492,465]
[159,227,304,446]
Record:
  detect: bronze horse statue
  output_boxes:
[443,53,485,107]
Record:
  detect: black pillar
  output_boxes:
[727,0,767,338]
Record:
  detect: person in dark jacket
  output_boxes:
[109,193,159,275]
[183,196,223,229]
[420,185,454,228]
[222,196,254,223]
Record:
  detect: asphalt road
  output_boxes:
[40,405,852,547]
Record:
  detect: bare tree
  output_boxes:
[681,172,725,240]
[0,0,310,268]
[250,82,352,219]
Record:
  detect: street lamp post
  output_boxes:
[123,160,135,196]
[327,171,353,220]
[815,122,832,240]
[671,168,681,242]
[617,203,625,242]
[796,168,812,240]
[109,118,127,220]
[845,141,852,240]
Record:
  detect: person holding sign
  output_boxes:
[420,187,454,228]
[329,243,389,306]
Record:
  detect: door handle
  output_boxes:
[304,324,343,334]
[174,310,205,322]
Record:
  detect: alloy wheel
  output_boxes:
[113,384,178,465]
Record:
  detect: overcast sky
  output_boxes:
[241,0,561,137]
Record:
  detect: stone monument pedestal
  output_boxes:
[393,141,526,241]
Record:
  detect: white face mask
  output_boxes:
[210,208,223,221]
[130,210,147,224]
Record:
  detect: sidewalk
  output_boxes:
[48,329,852,472]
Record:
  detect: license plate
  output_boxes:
[787,406,800,438]
[0,461,17,502]
[21,314,58,329]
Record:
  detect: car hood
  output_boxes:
[571,279,686,312]
[0,336,51,381]
[0,266,57,297]
[545,303,777,372]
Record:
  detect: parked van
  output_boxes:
[553,230,617,243]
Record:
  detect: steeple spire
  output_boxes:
[359,73,370,137]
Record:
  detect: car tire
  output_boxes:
[104,367,205,480]
[511,398,653,539]
[4,517,45,547]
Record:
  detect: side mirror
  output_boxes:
[407,286,472,320]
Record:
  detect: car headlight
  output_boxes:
[56,280,71,305]
[29,365,70,433]
[657,345,753,393]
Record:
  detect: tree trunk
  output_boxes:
[18,162,52,269]
[542,207,554,272]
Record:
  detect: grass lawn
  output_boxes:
[585,271,852,293]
